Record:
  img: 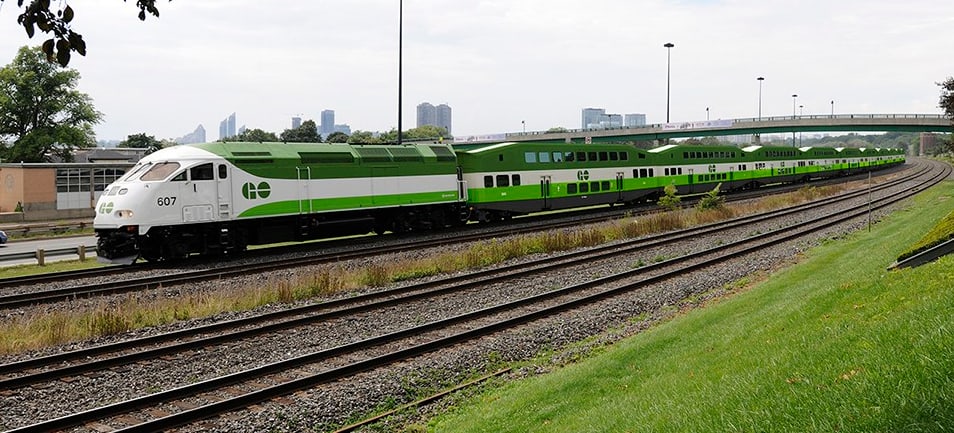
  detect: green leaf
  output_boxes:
[69,33,87,56]
[55,40,71,66]
[41,39,55,57]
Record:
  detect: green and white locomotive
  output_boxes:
[94,141,465,264]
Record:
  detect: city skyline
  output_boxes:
[1,1,951,142]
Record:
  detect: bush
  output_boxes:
[657,182,681,210]
[696,183,725,211]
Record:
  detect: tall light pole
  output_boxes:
[831,100,834,117]
[522,120,526,133]
[706,107,709,121]
[757,77,764,120]
[791,94,798,147]
[799,105,803,146]
[664,42,675,124]
[397,0,403,145]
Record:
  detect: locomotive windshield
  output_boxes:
[140,162,182,181]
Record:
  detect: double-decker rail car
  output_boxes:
[94,142,464,263]
[457,142,904,221]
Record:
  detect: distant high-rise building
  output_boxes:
[624,114,647,127]
[219,112,236,139]
[436,104,452,134]
[291,116,302,129]
[320,110,335,137]
[176,124,206,144]
[417,102,452,134]
[334,124,352,135]
[582,108,605,130]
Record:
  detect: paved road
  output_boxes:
[0,235,97,267]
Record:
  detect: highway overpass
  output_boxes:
[460,114,952,144]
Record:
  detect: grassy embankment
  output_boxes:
[427,181,954,432]
[0,183,851,356]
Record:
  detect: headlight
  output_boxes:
[115,210,135,218]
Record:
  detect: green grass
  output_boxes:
[0,258,105,279]
[427,181,954,433]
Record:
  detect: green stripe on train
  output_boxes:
[238,190,460,218]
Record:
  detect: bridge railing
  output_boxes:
[501,113,948,139]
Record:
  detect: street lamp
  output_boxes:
[522,120,526,133]
[757,77,764,120]
[397,0,403,145]
[831,100,834,117]
[664,42,675,123]
[706,107,709,121]
[799,105,803,146]
[791,94,798,147]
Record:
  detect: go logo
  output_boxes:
[577,170,590,181]
[242,181,271,200]
[99,201,114,214]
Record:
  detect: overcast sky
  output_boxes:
[1,0,952,142]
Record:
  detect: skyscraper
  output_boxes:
[291,116,302,129]
[320,110,335,137]
[219,112,236,140]
[582,108,605,130]
[624,114,647,127]
[417,102,452,134]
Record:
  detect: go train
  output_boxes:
[94,140,904,264]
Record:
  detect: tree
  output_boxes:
[279,120,321,143]
[326,131,349,143]
[347,130,382,144]
[0,46,100,162]
[939,77,954,124]
[118,132,163,154]
[2,0,166,66]
[656,182,681,211]
[221,128,279,143]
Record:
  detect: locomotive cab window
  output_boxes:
[140,162,181,181]
[190,163,214,181]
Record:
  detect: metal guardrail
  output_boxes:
[0,221,91,237]
[889,238,954,270]
[0,244,97,265]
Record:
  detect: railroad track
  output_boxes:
[1,159,945,432]
[0,162,919,307]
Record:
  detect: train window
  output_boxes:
[170,171,187,182]
[677,168,683,175]
[218,164,227,179]
[564,152,575,162]
[609,152,618,161]
[597,152,607,161]
[639,168,648,178]
[588,152,597,161]
[552,152,564,162]
[525,152,537,163]
[512,174,521,186]
[484,176,493,188]
[684,152,690,159]
[648,168,654,177]
[633,169,639,178]
[638,153,646,159]
[589,181,599,192]
[601,180,611,190]
[664,168,670,176]
[620,152,629,161]
[579,183,589,193]
[568,183,578,194]
[499,154,504,162]
[140,162,181,181]
[577,152,587,162]
[496,174,510,187]
[538,152,551,163]
[190,163,214,181]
